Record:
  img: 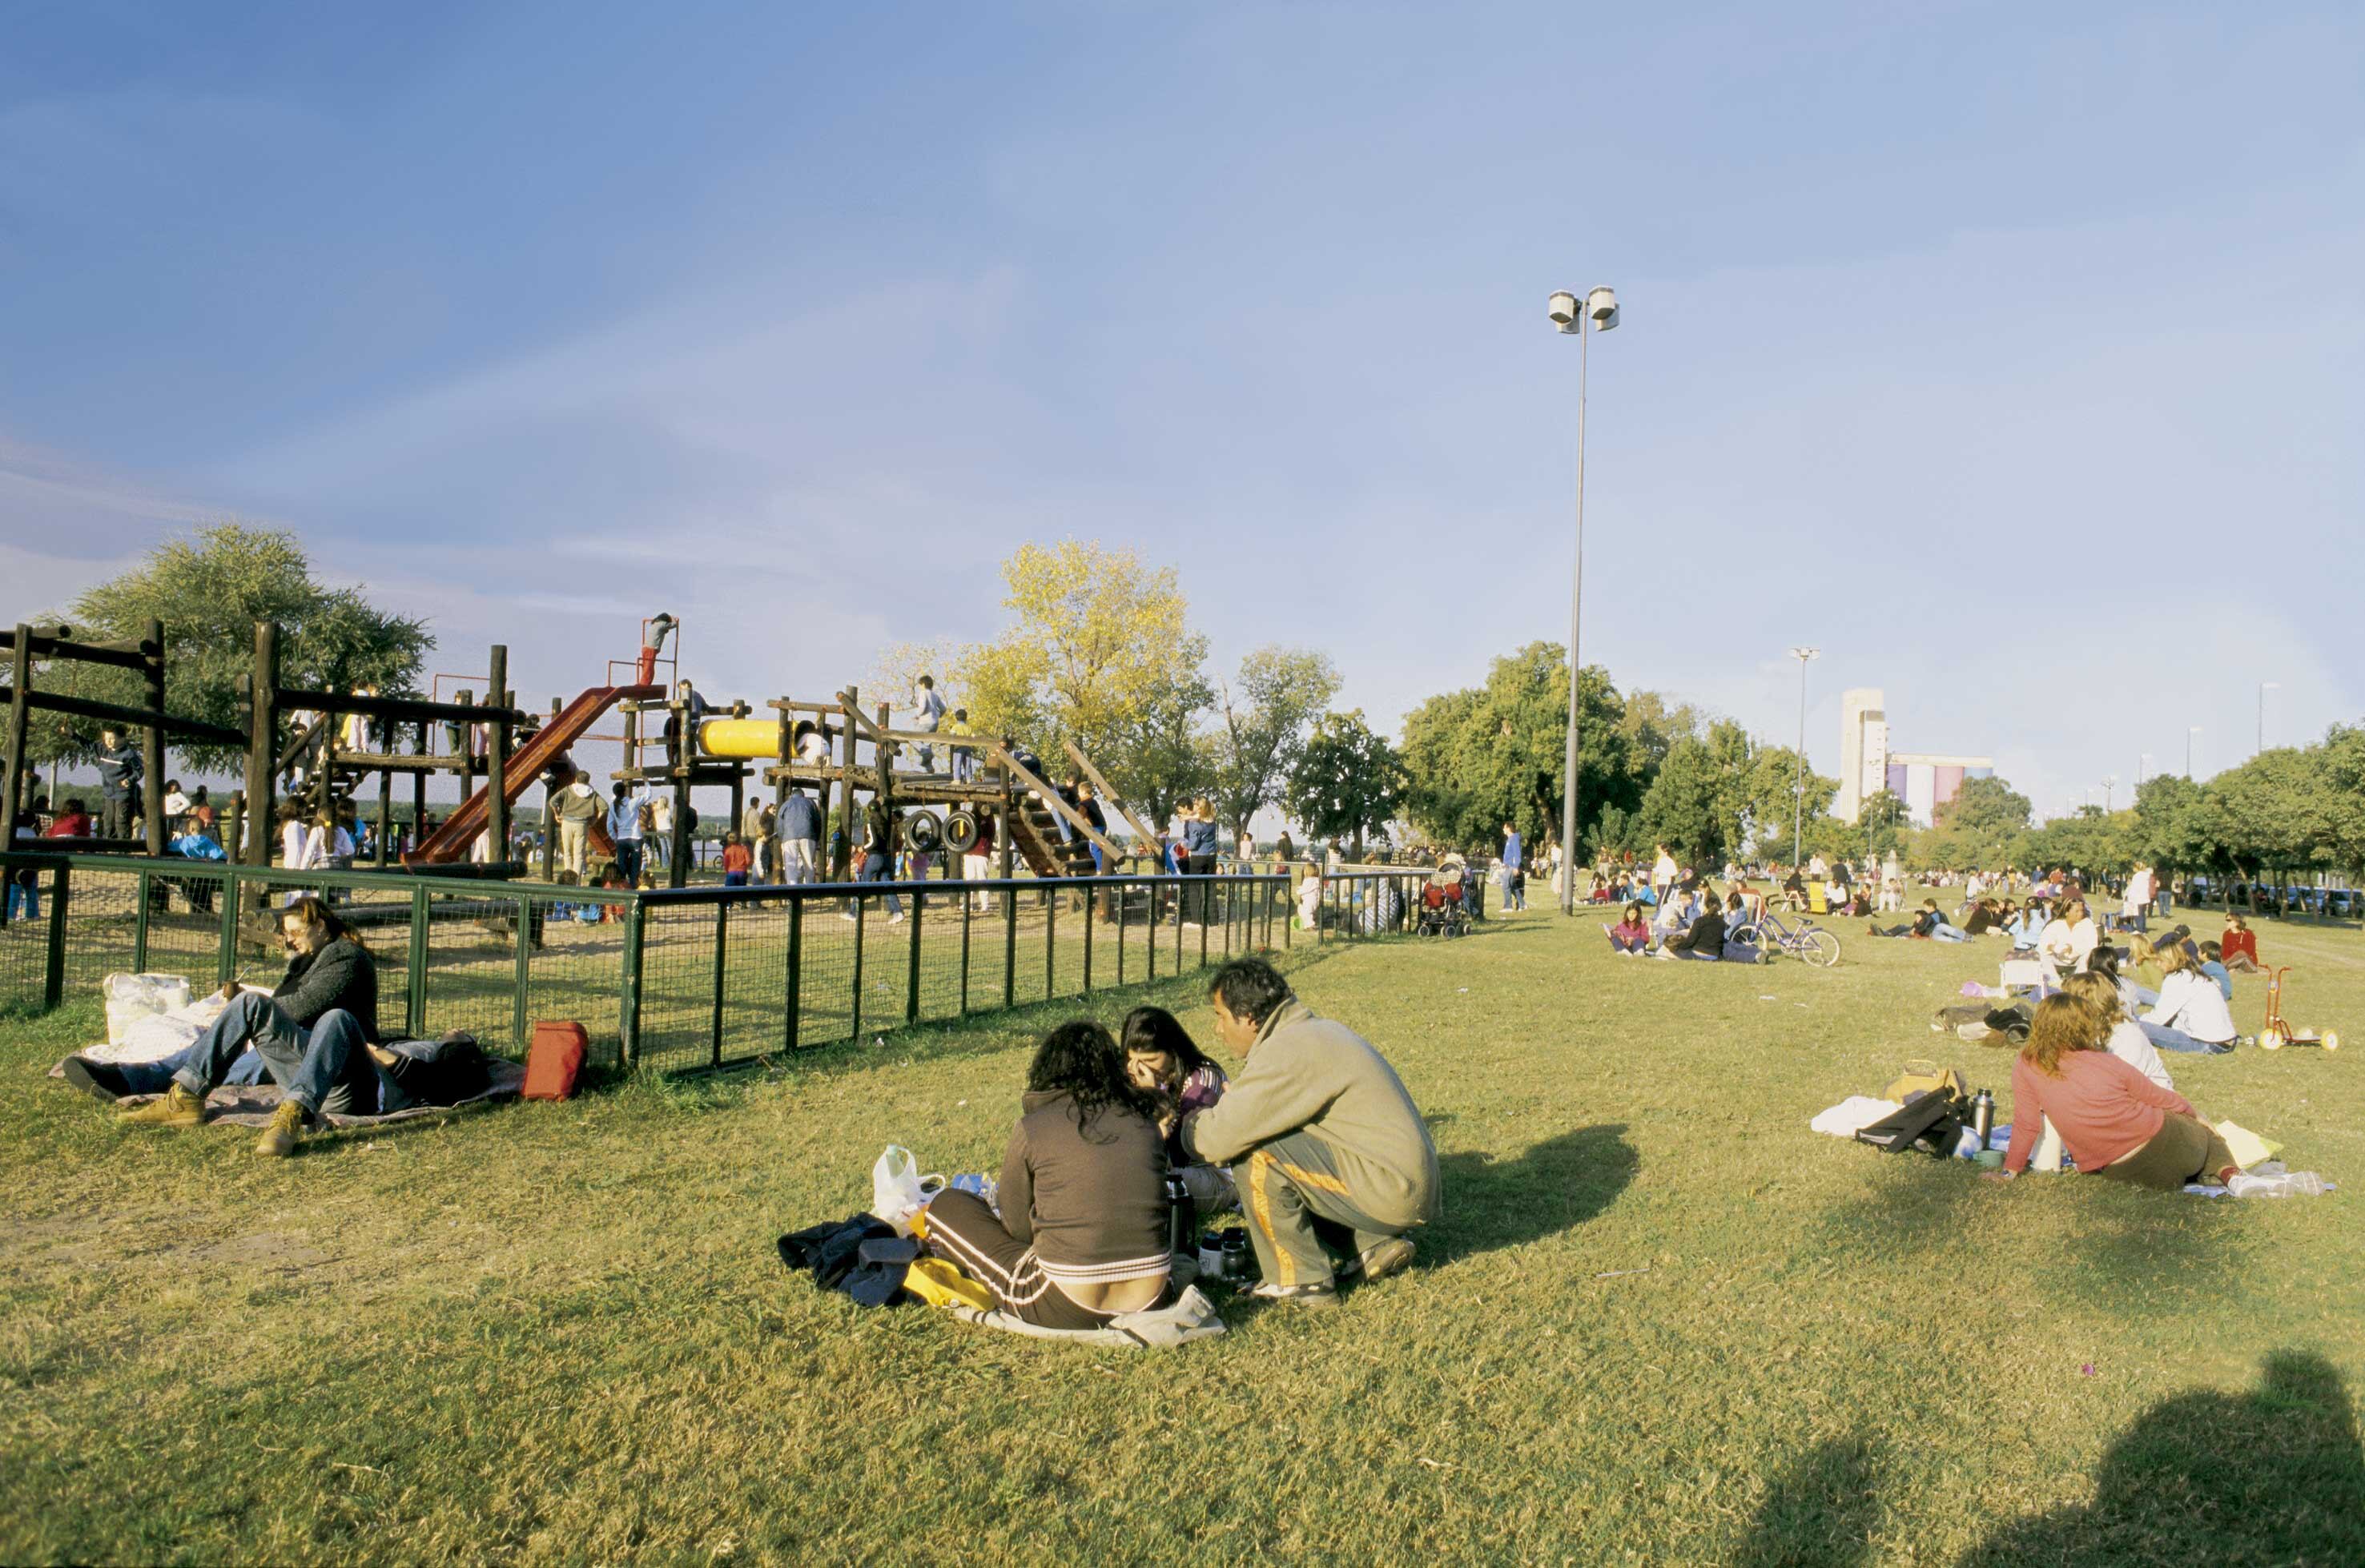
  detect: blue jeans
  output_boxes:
[5,878,36,922]
[2139,1020,2233,1055]
[173,993,381,1115]
[856,852,903,917]
[613,840,643,883]
[115,1034,270,1096]
[1932,924,1973,943]
[1669,948,1720,961]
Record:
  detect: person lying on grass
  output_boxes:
[1865,899,1949,940]
[1175,959,1438,1308]
[1606,901,1651,955]
[1655,891,1727,961]
[111,895,382,1157]
[921,1020,1173,1331]
[1122,1004,1235,1211]
[1985,993,2238,1190]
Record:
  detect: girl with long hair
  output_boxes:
[921,1021,1171,1329]
[1991,995,2238,1188]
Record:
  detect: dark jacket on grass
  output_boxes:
[274,935,380,1043]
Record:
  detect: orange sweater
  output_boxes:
[2005,1051,2194,1175]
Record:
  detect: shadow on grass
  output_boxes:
[1733,1433,1879,1567]
[1961,1350,2365,1565]
[1430,1123,1635,1264]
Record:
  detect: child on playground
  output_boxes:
[947,708,975,783]
[721,832,752,887]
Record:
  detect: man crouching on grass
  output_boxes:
[1178,959,1440,1308]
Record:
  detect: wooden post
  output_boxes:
[833,687,858,881]
[875,699,893,875]
[485,645,509,862]
[411,719,427,858]
[1,625,31,849]
[375,763,391,867]
[668,694,692,888]
[140,618,167,855]
[995,755,1015,881]
[226,791,246,868]
[457,690,477,811]
[242,622,278,871]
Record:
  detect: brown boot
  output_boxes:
[254,1100,307,1158]
[117,1083,206,1127]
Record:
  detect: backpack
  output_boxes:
[1883,1059,1968,1103]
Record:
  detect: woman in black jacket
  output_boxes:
[117,895,384,1156]
[1657,891,1727,962]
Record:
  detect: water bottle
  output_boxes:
[1221,1228,1253,1281]
[1972,1090,1995,1148]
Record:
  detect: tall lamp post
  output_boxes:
[2258,681,2278,754]
[2186,726,2201,778]
[1547,284,1618,914]
[1788,647,1818,862]
[2101,774,2117,812]
[2138,753,2152,787]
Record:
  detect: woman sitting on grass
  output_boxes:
[2197,942,2234,1000]
[922,1020,1172,1329]
[1606,900,1651,955]
[1655,890,1726,961]
[2059,971,2173,1092]
[2140,944,2240,1055]
[1988,994,2238,1189]
[2219,912,2261,972]
[1122,1006,1234,1210]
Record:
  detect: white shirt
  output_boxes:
[2147,971,2238,1045]
[2106,1019,2174,1092]
[1652,852,1677,886]
[2066,917,2098,971]
[163,790,191,818]
[2038,919,2076,967]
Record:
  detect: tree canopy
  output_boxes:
[1285,709,1405,858]
[1211,646,1339,839]
[37,523,430,774]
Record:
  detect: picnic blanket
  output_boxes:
[103,1059,526,1130]
[949,1284,1229,1349]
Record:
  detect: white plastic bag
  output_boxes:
[871,1145,937,1235]
[101,973,193,1045]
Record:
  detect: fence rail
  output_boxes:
[0,853,1453,1072]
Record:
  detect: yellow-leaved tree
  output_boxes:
[951,541,1213,827]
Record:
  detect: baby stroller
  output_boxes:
[1418,857,1471,938]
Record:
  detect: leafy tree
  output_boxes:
[2320,725,2365,878]
[1285,710,1405,859]
[1912,774,2035,870]
[1210,646,1338,842]
[38,523,430,774]
[1638,735,1730,866]
[1398,645,1643,854]
[1618,690,1705,774]
[2207,746,2337,899]
[951,541,1212,821]
[2130,773,2218,877]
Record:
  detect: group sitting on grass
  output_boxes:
[1987,992,2238,1189]
[920,958,1438,1325]
[1602,891,1760,962]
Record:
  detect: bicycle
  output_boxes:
[1729,910,1841,967]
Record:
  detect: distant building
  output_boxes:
[1836,687,1990,827]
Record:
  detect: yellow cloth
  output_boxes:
[903,1256,996,1312]
[2213,1120,2281,1170]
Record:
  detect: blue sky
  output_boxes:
[4,1,2359,819]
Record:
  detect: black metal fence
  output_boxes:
[0,854,1452,1072]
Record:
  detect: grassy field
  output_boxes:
[2,903,2360,1564]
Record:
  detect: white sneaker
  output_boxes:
[839,911,857,922]
[888,914,906,925]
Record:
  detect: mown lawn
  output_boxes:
[2,904,2359,1564]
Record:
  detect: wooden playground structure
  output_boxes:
[4,612,1165,894]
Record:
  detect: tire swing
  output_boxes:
[942,809,981,854]
[903,810,943,854]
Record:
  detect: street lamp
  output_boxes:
[2100,774,2117,811]
[2258,681,2279,754]
[1548,284,1619,914]
[2187,726,2202,778]
[2139,753,2152,786]
[1788,647,1818,861]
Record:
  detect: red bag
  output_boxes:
[522,1020,588,1100]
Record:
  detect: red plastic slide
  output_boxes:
[404,683,662,867]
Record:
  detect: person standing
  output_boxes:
[94,727,141,840]
[907,674,947,773]
[962,811,996,910]
[1181,798,1220,925]
[843,797,904,923]
[1498,823,1524,914]
[550,770,602,878]
[607,784,645,884]
[946,707,976,783]
[1651,842,1678,904]
[778,786,821,885]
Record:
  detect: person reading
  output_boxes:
[115,895,382,1156]
[1606,900,1651,955]
[1987,994,2238,1190]
[921,1021,1171,1329]
[1176,959,1438,1307]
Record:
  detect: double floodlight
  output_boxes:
[1547,287,1619,334]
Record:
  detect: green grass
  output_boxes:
[2,907,2361,1563]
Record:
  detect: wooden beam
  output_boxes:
[0,626,147,671]
[273,688,528,726]
[1061,738,1159,849]
[12,690,245,749]
[985,742,1128,862]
